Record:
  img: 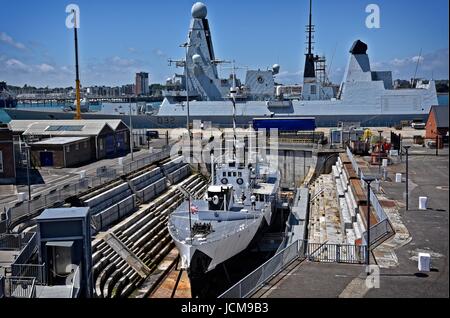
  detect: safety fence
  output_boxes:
[11,263,46,285]
[4,147,172,230]
[219,239,367,298]
[219,239,305,298]
[346,147,394,245]
[2,277,36,298]
[306,242,367,264]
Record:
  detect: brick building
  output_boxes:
[425,106,449,148]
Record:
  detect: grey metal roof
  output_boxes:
[431,106,449,128]
[9,119,125,136]
[37,207,89,221]
[32,137,89,146]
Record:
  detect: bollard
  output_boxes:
[395,173,402,183]
[17,192,26,202]
[382,159,388,167]
[419,197,428,210]
[78,170,86,180]
[418,253,431,272]
[118,157,124,165]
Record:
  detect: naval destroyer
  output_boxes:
[4,1,439,128]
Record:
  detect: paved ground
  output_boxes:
[259,262,365,298]
[262,144,448,298]
[365,145,449,298]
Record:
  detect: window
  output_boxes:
[233,172,237,177]
[223,172,226,177]
[310,85,316,95]
[0,151,3,173]
[66,145,70,153]
[228,172,232,177]
[75,143,80,151]
[99,141,104,151]
[84,141,88,149]
[45,125,84,132]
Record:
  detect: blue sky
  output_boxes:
[0,0,448,87]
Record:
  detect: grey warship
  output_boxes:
[5,1,438,128]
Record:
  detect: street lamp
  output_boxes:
[403,145,411,211]
[378,130,383,176]
[362,175,376,269]
[129,96,134,161]
[24,144,31,201]
[181,42,192,163]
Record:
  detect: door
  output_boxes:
[105,135,115,156]
[40,151,54,167]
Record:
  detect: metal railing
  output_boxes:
[0,232,35,251]
[4,277,36,298]
[70,265,80,298]
[306,242,367,264]
[346,147,394,245]
[11,263,46,285]
[5,147,172,229]
[122,146,171,174]
[363,218,394,246]
[347,147,360,177]
[219,240,305,298]
[11,232,37,266]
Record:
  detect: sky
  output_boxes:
[0,0,448,88]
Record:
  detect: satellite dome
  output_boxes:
[192,2,207,19]
[192,54,202,64]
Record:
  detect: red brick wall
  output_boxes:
[425,110,437,139]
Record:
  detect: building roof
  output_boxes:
[32,136,89,146]
[430,106,449,128]
[9,119,125,136]
[36,207,90,221]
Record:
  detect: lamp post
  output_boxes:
[181,42,192,163]
[24,144,31,201]
[362,176,376,269]
[378,130,383,176]
[403,146,411,211]
[129,97,134,161]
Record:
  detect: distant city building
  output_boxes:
[135,72,149,96]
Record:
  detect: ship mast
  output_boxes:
[230,60,238,160]
[72,9,81,120]
[303,0,316,82]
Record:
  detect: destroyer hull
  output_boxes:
[4,108,429,128]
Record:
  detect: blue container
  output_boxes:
[252,117,316,131]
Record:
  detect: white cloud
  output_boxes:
[36,63,55,72]
[5,58,29,71]
[0,32,26,50]
[152,48,166,58]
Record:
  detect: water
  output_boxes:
[438,94,449,106]
[0,101,161,124]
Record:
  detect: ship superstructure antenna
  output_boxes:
[230,60,238,160]
[303,0,316,82]
[72,9,82,120]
